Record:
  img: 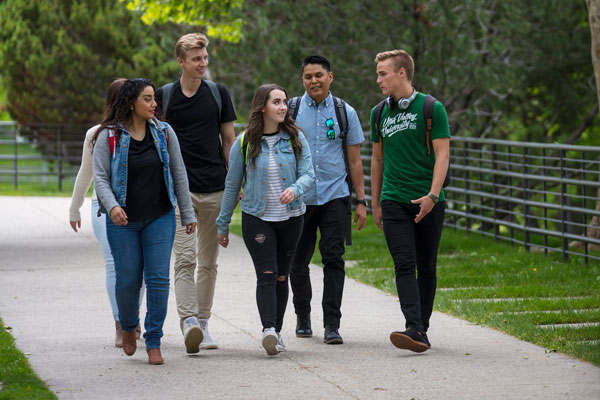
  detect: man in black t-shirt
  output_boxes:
[156,33,236,354]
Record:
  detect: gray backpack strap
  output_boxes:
[332,96,348,141]
[288,96,301,120]
[161,82,175,120]
[332,96,352,246]
[204,80,222,122]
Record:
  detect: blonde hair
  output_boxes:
[175,33,209,60]
[375,50,415,81]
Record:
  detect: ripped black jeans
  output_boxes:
[242,212,304,332]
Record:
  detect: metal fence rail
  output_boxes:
[357,136,600,264]
[442,137,600,263]
[2,121,599,263]
[0,121,86,190]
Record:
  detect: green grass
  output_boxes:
[229,209,600,366]
[0,318,57,399]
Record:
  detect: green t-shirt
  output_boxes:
[370,92,450,204]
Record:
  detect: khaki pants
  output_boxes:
[174,191,223,331]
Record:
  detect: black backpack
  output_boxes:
[373,94,450,188]
[288,95,354,245]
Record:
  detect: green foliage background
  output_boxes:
[0,0,181,126]
[0,0,598,147]
[211,0,598,144]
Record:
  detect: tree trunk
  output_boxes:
[586,0,600,248]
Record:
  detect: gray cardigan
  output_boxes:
[93,119,196,226]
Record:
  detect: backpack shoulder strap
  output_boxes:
[423,94,436,155]
[204,80,222,122]
[239,131,249,165]
[161,125,169,148]
[160,82,175,120]
[332,96,348,142]
[331,96,354,245]
[239,131,250,189]
[108,128,118,159]
[288,96,301,121]
[422,94,450,187]
[374,100,386,139]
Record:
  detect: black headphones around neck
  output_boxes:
[385,87,417,110]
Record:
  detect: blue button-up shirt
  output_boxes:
[294,92,364,205]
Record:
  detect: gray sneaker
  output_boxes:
[262,327,279,356]
[276,332,286,352]
[199,318,218,349]
[183,316,203,354]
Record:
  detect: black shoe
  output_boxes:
[423,332,431,348]
[296,315,313,338]
[324,325,343,344]
[389,328,430,353]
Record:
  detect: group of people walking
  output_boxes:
[69,32,450,365]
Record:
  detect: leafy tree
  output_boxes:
[124,0,244,42]
[0,86,9,121]
[584,0,600,247]
[0,0,180,159]
[206,0,596,144]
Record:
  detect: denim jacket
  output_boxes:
[93,118,196,226]
[216,131,315,235]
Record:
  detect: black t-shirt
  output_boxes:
[156,80,237,193]
[123,126,172,222]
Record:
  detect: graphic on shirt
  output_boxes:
[380,112,417,138]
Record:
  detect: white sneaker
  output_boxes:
[276,332,286,352]
[183,316,203,354]
[199,318,218,349]
[262,327,279,356]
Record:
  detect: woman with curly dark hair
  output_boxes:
[69,78,145,348]
[93,78,196,365]
[216,83,314,356]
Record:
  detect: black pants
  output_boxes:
[290,197,349,329]
[242,213,303,332]
[381,200,445,332]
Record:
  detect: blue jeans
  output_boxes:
[91,200,145,321]
[106,208,175,350]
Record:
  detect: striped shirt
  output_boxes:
[261,133,305,222]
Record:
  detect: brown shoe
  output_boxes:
[115,321,123,348]
[390,328,430,353]
[135,323,142,340]
[122,330,137,356]
[147,348,164,365]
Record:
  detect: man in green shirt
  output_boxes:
[370,49,450,353]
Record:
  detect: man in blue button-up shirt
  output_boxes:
[290,55,367,344]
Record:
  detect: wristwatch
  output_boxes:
[427,193,439,204]
[357,199,368,207]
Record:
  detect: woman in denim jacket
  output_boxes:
[93,78,196,365]
[69,78,145,348]
[216,84,314,356]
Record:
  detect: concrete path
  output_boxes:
[0,196,598,399]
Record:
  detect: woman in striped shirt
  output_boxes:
[216,83,315,356]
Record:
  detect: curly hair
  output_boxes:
[244,84,303,166]
[92,78,155,146]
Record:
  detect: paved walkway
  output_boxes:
[0,196,599,399]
